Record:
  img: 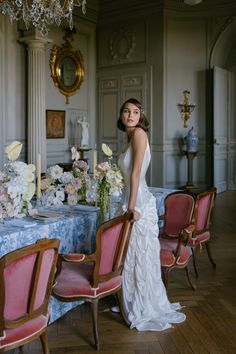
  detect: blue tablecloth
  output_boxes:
[0,187,175,323]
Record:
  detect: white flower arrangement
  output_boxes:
[96,144,124,196]
[40,165,70,207]
[0,141,36,221]
[40,146,91,207]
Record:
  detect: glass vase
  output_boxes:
[99,179,111,224]
[79,185,87,204]
[86,178,98,205]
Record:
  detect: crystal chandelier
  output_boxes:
[0,0,86,36]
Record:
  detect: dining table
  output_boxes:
[0,187,176,323]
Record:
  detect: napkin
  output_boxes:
[31,211,64,221]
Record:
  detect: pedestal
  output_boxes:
[182,150,198,190]
[78,148,91,162]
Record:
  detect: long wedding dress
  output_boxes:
[117,142,186,331]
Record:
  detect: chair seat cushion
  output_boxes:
[0,314,49,349]
[53,262,122,300]
[187,231,210,246]
[160,239,192,267]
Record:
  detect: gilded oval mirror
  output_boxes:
[59,56,77,86]
[50,32,84,104]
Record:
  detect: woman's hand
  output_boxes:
[126,209,141,222]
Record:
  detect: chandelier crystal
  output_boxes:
[0,0,86,36]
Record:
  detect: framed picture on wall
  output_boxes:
[46,110,65,139]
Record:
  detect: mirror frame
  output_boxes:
[50,38,84,104]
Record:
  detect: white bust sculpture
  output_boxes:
[77,116,89,148]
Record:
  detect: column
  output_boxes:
[20,34,52,172]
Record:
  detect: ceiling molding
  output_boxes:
[97,0,236,24]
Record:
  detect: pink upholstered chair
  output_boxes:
[186,189,216,277]
[52,214,133,350]
[0,238,59,354]
[159,192,196,289]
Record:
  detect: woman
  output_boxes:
[116,98,186,331]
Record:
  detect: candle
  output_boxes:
[37,153,41,199]
[93,149,97,178]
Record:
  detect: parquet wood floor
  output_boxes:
[8,191,236,353]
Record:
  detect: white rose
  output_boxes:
[50,165,63,180]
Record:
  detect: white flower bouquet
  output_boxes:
[40,146,91,207]
[0,141,36,221]
[40,165,68,207]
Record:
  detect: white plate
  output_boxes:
[31,211,64,221]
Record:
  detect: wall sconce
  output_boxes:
[177,90,196,128]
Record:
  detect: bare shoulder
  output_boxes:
[132,128,148,144]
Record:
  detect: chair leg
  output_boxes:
[40,330,50,354]
[90,300,99,351]
[191,248,199,278]
[117,288,130,327]
[185,265,196,290]
[205,243,216,269]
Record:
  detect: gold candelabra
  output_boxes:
[177,90,196,128]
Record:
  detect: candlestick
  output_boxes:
[93,149,97,177]
[37,153,41,199]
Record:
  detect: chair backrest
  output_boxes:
[194,190,216,233]
[163,192,195,237]
[92,214,133,288]
[0,238,59,335]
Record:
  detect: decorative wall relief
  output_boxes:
[98,22,146,67]
[122,75,143,87]
[100,79,118,89]
[109,27,136,63]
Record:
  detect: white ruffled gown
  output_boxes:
[117,142,186,331]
